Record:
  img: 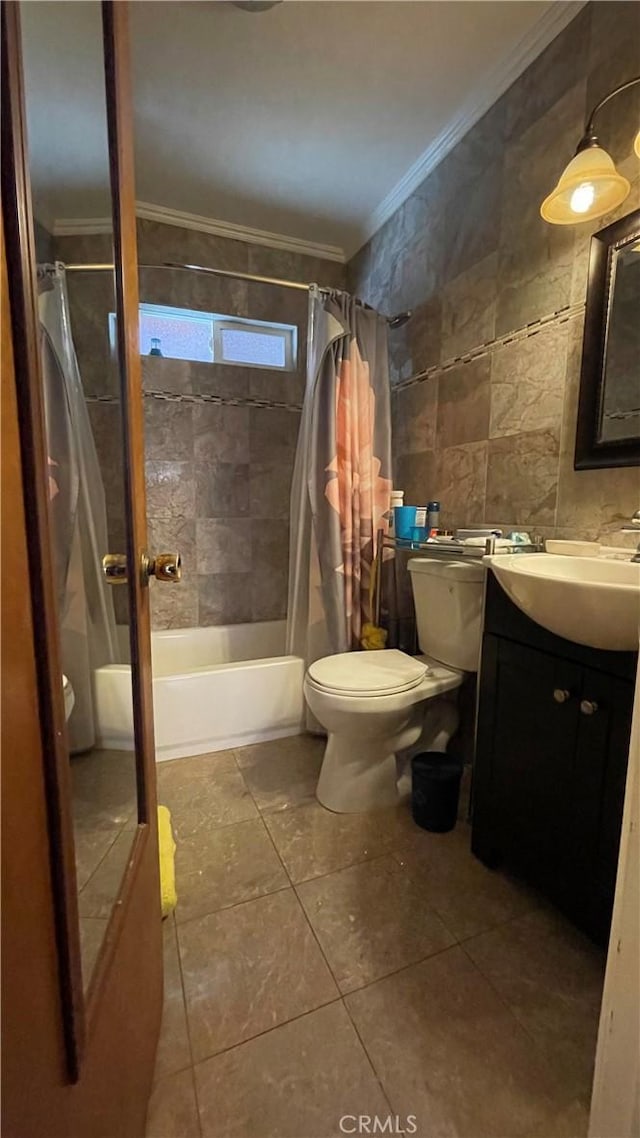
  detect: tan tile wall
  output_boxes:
[347,1,640,545]
[56,220,345,630]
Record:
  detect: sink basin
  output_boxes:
[484,553,640,652]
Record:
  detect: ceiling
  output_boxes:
[21,0,582,258]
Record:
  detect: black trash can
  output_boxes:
[411,752,463,833]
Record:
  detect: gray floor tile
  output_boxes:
[464,907,604,1103]
[346,946,569,1138]
[157,751,257,841]
[297,855,454,992]
[175,817,289,923]
[144,734,602,1138]
[195,1002,390,1138]
[264,800,402,884]
[395,821,537,939]
[78,829,135,919]
[234,733,324,813]
[153,917,192,1082]
[178,889,338,1061]
[145,1068,200,1138]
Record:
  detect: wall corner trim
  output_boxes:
[53,203,346,264]
[355,0,588,251]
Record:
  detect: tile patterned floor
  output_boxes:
[146,734,604,1138]
[71,748,138,989]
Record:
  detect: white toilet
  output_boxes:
[62,674,75,722]
[304,557,484,813]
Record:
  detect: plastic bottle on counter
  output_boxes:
[413,506,427,542]
[389,490,404,538]
[427,500,440,537]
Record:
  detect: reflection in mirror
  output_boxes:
[20,0,138,993]
[599,241,640,444]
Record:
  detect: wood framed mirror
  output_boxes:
[575,208,640,470]
[2,0,162,1123]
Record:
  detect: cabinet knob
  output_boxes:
[580,699,599,716]
[553,688,571,703]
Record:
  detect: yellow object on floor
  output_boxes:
[157,805,177,918]
[360,621,388,650]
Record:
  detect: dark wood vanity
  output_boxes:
[472,571,636,946]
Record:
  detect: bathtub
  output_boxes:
[94,620,305,761]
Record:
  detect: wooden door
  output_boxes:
[1,3,162,1135]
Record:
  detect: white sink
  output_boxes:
[484,553,640,652]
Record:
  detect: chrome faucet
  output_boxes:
[621,510,640,562]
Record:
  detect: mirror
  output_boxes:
[20,1,139,993]
[600,243,640,443]
[575,208,640,469]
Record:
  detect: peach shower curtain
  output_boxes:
[286,288,392,664]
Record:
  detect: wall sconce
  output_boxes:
[541,76,640,224]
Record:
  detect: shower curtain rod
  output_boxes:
[56,259,411,327]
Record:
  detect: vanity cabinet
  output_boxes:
[472,572,636,945]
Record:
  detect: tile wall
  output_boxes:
[55,220,345,630]
[347,1,640,544]
[49,1,640,638]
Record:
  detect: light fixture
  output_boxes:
[541,75,640,225]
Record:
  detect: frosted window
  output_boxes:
[220,327,286,368]
[139,310,213,363]
[110,304,296,371]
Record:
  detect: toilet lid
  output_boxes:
[307,650,428,696]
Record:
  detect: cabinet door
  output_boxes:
[564,667,634,941]
[473,635,582,892]
[474,636,634,945]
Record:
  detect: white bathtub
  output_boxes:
[94,620,305,761]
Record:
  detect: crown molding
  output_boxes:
[135,202,345,262]
[53,202,346,262]
[358,0,587,250]
[53,3,585,263]
[53,216,114,237]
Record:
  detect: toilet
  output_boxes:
[304,556,484,813]
[62,674,75,722]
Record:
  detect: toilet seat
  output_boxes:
[307,649,428,698]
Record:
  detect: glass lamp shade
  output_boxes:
[635,129,640,159]
[540,145,630,224]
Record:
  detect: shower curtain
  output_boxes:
[39,265,118,752]
[287,288,392,666]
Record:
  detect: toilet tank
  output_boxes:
[407,557,485,672]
